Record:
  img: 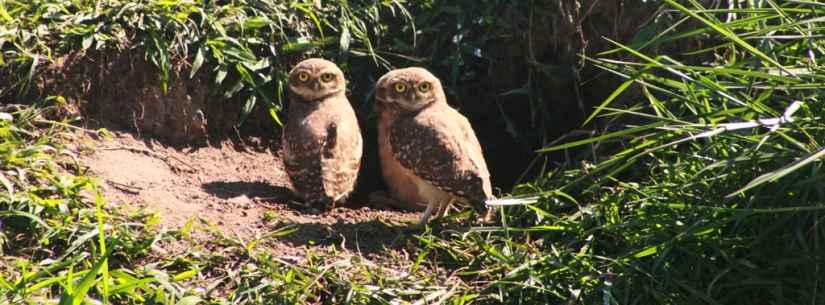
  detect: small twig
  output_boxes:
[100,145,197,171]
[33,119,101,136]
[0,104,26,112]
[255,200,283,210]
[106,180,142,194]
[661,101,804,143]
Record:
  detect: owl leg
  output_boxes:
[435,197,456,219]
[329,191,350,209]
[482,207,496,223]
[418,201,438,226]
[304,193,334,211]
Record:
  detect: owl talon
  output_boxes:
[288,199,324,214]
[481,207,496,223]
[310,196,336,210]
[288,199,311,208]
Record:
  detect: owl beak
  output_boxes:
[312,80,322,90]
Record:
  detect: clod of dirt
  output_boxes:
[25,50,275,146]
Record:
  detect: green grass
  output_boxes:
[0,0,660,149]
[5,0,825,304]
[525,1,825,303]
[0,0,415,125]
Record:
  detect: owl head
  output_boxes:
[287,58,346,102]
[374,67,446,114]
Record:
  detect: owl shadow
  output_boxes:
[200,181,339,214]
[201,181,294,202]
[277,219,411,254]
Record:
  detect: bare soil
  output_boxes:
[79,130,420,257]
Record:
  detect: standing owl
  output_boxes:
[374,67,494,224]
[282,58,363,208]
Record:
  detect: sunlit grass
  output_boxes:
[4,1,825,304]
[0,0,413,126]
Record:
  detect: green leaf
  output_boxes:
[180,217,195,237]
[281,36,337,53]
[235,63,255,86]
[81,35,93,50]
[0,171,13,196]
[663,0,796,77]
[339,27,351,51]
[175,296,203,305]
[268,106,283,127]
[727,146,825,198]
[243,16,269,30]
[292,3,325,38]
[583,77,636,125]
[631,246,658,259]
[238,95,257,126]
[58,251,110,305]
[538,121,667,152]
[190,47,205,79]
[173,269,200,282]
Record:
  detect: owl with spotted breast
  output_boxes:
[374,67,494,224]
[282,58,363,208]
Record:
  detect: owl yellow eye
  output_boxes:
[297,72,310,81]
[320,73,335,82]
[418,82,432,92]
[394,83,407,93]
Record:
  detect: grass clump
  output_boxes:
[0,0,414,124]
[5,1,825,305]
[0,102,464,304]
[0,104,127,304]
[482,1,825,303]
[0,103,222,304]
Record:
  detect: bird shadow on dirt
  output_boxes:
[201,180,420,255]
[201,181,294,201]
[277,219,413,255]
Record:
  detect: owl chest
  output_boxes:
[295,109,333,135]
[283,110,334,157]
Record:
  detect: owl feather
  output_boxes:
[389,104,493,203]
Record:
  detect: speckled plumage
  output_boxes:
[282,58,362,207]
[374,67,493,224]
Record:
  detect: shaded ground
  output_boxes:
[79,130,420,257]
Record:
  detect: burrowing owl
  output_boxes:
[282,58,363,208]
[374,67,494,224]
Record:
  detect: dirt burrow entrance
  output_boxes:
[79,130,420,257]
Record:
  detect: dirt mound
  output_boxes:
[23,50,276,146]
[80,130,418,255]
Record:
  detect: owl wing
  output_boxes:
[320,101,364,201]
[390,106,492,202]
[282,124,325,200]
[282,102,336,204]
